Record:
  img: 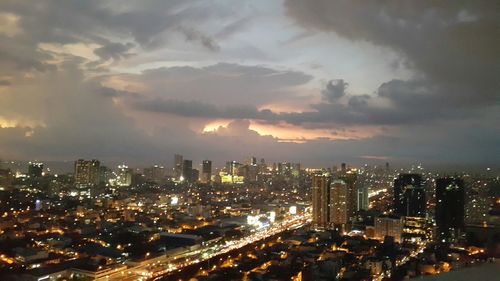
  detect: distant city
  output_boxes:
[0,156,498,280]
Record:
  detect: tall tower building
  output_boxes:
[357,184,369,211]
[312,174,331,228]
[435,177,465,242]
[393,174,426,217]
[201,160,212,183]
[174,154,183,180]
[74,159,100,188]
[339,170,358,220]
[182,159,193,182]
[330,180,348,226]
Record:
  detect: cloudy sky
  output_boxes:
[0,0,498,169]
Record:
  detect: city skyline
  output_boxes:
[0,2,499,280]
[0,1,499,167]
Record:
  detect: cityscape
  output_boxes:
[0,1,499,281]
[0,158,498,280]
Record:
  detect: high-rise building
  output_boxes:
[341,163,347,173]
[357,184,369,211]
[226,161,241,175]
[465,178,491,225]
[292,163,301,177]
[374,215,403,243]
[0,168,14,190]
[191,168,199,182]
[144,165,165,182]
[277,162,292,176]
[182,159,193,182]
[330,180,348,226]
[393,174,426,217]
[74,159,100,188]
[116,164,132,187]
[99,166,112,185]
[312,174,331,228]
[201,160,212,183]
[435,177,465,242]
[28,162,44,178]
[174,154,183,180]
[339,170,358,220]
[246,156,257,166]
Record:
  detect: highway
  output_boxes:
[97,213,311,281]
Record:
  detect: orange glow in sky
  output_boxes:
[202,119,381,143]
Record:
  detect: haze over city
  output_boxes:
[0,1,498,168]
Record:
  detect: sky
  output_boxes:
[0,0,499,169]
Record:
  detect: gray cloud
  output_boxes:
[322,79,347,102]
[93,42,135,62]
[284,0,500,106]
[133,98,278,121]
[131,74,482,127]
[177,26,220,52]
[113,63,313,107]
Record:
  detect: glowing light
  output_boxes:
[171,196,179,205]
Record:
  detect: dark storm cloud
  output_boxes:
[134,98,279,121]
[284,0,500,105]
[131,74,477,127]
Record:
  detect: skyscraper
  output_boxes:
[116,164,132,187]
[435,177,465,242]
[393,174,426,217]
[330,180,348,226]
[341,163,347,173]
[339,170,358,220]
[174,154,183,180]
[74,159,100,188]
[201,160,212,183]
[312,174,331,228]
[357,184,369,211]
[182,159,193,182]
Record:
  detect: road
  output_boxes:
[97,213,311,281]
